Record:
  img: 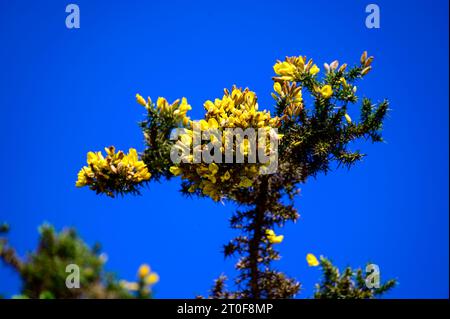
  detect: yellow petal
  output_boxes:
[239,177,253,188]
[145,273,159,285]
[169,166,183,176]
[204,100,215,112]
[269,235,284,244]
[136,94,147,106]
[320,85,333,99]
[208,162,219,174]
[306,253,320,267]
[309,64,320,75]
[138,264,150,278]
[273,82,282,95]
[265,229,275,236]
[128,148,138,162]
[208,118,219,129]
[199,119,209,131]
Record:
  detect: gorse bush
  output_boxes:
[0,223,158,299]
[32,51,394,299]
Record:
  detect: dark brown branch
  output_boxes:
[248,176,269,298]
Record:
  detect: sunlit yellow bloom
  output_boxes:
[273,82,282,95]
[265,229,284,244]
[239,177,253,188]
[157,97,168,111]
[339,77,347,87]
[138,264,151,278]
[221,171,231,181]
[320,85,333,99]
[170,166,183,176]
[273,61,296,77]
[75,168,89,187]
[306,253,320,267]
[136,93,147,106]
[265,229,275,237]
[208,162,219,174]
[145,273,159,285]
[199,119,209,131]
[309,64,320,75]
[171,86,279,201]
[208,118,219,129]
[179,97,192,113]
[76,147,151,196]
[204,100,215,112]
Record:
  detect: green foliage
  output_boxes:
[314,257,396,299]
[0,223,132,299]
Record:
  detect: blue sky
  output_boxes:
[0,0,448,298]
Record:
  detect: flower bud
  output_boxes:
[360,51,368,64]
[361,66,372,76]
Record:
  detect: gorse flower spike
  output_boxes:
[168,86,282,201]
[76,146,151,197]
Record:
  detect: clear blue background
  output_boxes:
[0,0,448,298]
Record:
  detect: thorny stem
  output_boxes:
[248,176,269,298]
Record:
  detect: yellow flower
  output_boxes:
[306,253,320,267]
[199,119,209,131]
[169,86,279,201]
[320,85,333,99]
[157,97,169,111]
[136,94,147,107]
[273,61,296,77]
[179,97,192,113]
[208,118,219,129]
[208,162,219,174]
[309,64,320,75]
[127,148,138,163]
[270,235,284,244]
[204,100,215,112]
[170,166,183,176]
[75,168,89,187]
[339,77,347,87]
[239,177,253,188]
[138,264,151,278]
[265,229,275,236]
[221,171,231,181]
[145,273,159,285]
[265,229,283,244]
[273,82,282,95]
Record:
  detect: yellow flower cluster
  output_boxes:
[273,55,337,100]
[136,93,192,126]
[120,263,159,292]
[265,229,284,244]
[169,86,282,201]
[273,81,304,119]
[273,55,320,81]
[76,147,151,197]
[138,263,160,285]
